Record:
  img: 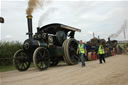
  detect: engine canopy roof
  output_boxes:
[40,23,81,34]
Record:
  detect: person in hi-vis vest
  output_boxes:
[98,44,106,64]
[77,40,87,67]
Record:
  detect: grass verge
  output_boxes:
[0,64,35,72]
[0,65,16,72]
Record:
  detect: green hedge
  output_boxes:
[0,41,22,65]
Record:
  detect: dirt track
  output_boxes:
[1,55,128,85]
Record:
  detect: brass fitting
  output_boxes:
[26,15,32,19]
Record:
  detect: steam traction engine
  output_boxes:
[86,37,118,61]
[13,15,81,71]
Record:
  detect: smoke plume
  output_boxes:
[38,7,57,27]
[109,20,127,38]
[26,0,42,15]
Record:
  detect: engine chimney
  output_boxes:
[108,37,110,42]
[26,15,33,39]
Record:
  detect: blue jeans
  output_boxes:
[79,53,85,66]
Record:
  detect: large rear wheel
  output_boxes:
[63,38,79,65]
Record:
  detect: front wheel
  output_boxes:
[13,49,31,71]
[33,47,50,71]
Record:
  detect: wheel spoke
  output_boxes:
[74,55,79,60]
[39,52,44,59]
[24,62,28,67]
[21,64,24,69]
[41,61,43,67]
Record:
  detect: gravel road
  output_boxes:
[0,55,128,85]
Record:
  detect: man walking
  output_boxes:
[77,40,87,67]
[98,43,106,64]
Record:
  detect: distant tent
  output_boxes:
[0,17,4,23]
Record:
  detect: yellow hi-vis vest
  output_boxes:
[79,44,85,54]
[98,45,105,54]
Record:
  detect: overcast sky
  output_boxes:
[0,0,128,42]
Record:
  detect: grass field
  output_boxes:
[0,65,16,72]
[0,64,35,72]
